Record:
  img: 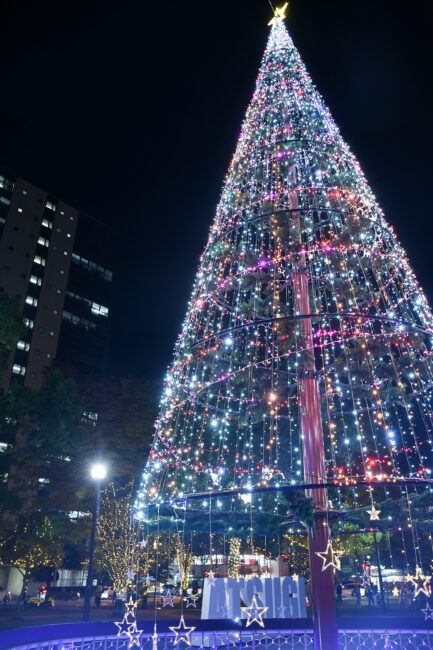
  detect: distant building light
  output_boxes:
[12,363,26,376]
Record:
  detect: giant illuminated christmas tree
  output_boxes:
[135,5,433,648]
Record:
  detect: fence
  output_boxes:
[3,626,433,650]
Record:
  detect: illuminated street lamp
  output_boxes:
[91,463,107,481]
[83,462,107,622]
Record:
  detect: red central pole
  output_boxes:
[290,188,339,650]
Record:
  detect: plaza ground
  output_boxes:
[0,594,426,631]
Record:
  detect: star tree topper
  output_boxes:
[169,615,196,646]
[268,2,288,26]
[241,593,269,628]
[315,541,343,572]
[406,566,431,598]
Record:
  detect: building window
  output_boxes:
[18,208,23,213]
[24,318,34,329]
[50,331,54,336]
[12,364,26,376]
[17,340,30,352]
[62,310,97,330]
[91,302,109,317]
[38,236,49,247]
[22,190,27,195]
[53,309,58,315]
[0,196,11,206]
[42,218,53,229]
[0,216,5,224]
[47,353,52,359]
[34,255,46,266]
[45,201,56,211]
[25,296,38,307]
[30,274,42,286]
[66,291,109,317]
[71,253,113,281]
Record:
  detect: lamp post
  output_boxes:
[83,462,107,622]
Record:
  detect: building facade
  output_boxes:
[0,167,116,388]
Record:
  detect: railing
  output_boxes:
[2,626,433,650]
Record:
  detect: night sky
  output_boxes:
[1,0,432,379]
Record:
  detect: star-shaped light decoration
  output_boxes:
[206,570,216,587]
[268,2,288,26]
[126,567,136,582]
[115,597,141,648]
[367,504,381,521]
[162,590,175,607]
[407,566,431,598]
[291,573,299,581]
[315,542,344,572]
[169,615,196,647]
[184,593,200,608]
[392,585,399,598]
[422,602,433,621]
[241,593,269,628]
[139,538,148,549]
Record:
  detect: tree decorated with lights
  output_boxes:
[0,515,63,613]
[96,482,140,593]
[135,4,433,646]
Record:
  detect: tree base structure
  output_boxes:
[309,511,340,650]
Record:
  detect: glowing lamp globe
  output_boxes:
[90,462,107,480]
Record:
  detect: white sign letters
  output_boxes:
[201,576,307,619]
